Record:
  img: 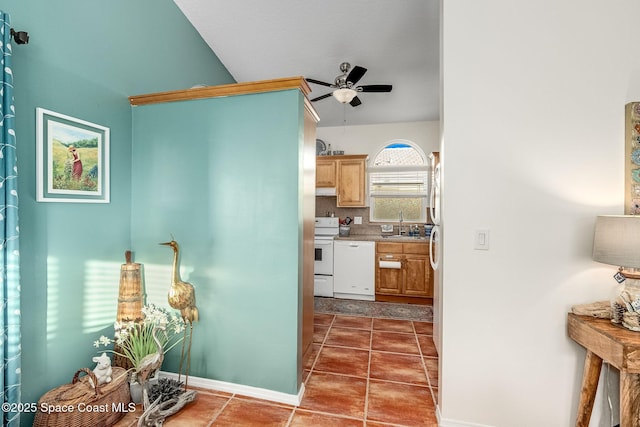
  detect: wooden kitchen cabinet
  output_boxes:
[316,158,337,187]
[336,157,366,207]
[376,251,404,294]
[375,241,433,303]
[316,154,367,207]
[404,254,431,296]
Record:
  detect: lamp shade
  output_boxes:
[593,215,640,268]
[332,88,357,104]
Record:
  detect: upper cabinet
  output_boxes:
[316,158,337,188]
[336,157,366,207]
[316,154,367,207]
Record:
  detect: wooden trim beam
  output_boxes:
[303,97,320,123]
[129,76,313,107]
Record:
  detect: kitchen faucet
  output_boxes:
[398,210,404,235]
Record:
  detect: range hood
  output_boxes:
[316,187,337,196]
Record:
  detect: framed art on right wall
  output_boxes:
[625,102,640,214]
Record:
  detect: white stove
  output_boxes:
[314,217,339,297]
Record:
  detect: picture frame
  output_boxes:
[36,108,110,203]
[625,102,640,215]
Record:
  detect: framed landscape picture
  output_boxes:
[36,108,110,203]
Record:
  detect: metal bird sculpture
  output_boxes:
[160,238,198,388]
[136,325,165,409]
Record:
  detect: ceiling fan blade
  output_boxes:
[357,84,393,93]
[349,96,362,107]
[306,78,334,87]
[346,66,367,85]
[310,93,333,102]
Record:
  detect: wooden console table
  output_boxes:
[567,313,640,427]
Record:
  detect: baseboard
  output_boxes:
[436,405,496,427]
[438,419,495,427]
[159,371,305,406]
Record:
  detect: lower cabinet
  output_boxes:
[375,241,433,302]
[376,251,404,294]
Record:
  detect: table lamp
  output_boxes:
[593,215,640,329]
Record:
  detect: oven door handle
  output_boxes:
[314,240,334,246]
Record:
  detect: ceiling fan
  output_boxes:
[306,62,392,107]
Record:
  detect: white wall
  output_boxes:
[440,1,640,426]
[317,121,440,160]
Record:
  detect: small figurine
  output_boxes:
[92,352,113,385]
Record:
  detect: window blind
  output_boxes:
[369,168,429,197]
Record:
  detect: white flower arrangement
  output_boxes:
[94,304,186,371]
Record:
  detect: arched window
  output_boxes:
[369,140,428,223]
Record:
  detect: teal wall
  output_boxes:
[130,90,305,394]
[0,1,234,424]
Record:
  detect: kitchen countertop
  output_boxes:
[334,235,429,243]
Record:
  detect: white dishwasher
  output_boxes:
[333,240,375,301]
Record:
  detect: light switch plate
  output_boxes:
[354,216,362,224]
[474,229,490,250]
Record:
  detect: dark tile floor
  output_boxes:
[115,312,439,426]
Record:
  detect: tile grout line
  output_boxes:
[363,316,374,424]
[293,407,366,423]
[205,393,234,427]
[413,321,439,409]
[284,406,296,427]
[309,314,335,373]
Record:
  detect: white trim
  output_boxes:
[437,405,496,427]
[371,138,428,166]
[438,419,495,427]
[159,371,305,406]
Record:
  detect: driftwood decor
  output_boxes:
[570,300,611,319]
[136,390,197,427]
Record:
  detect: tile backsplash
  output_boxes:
[316,196,422,236]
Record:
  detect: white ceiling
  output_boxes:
[173,0,440,128]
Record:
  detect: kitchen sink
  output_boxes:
[381,235,427,240]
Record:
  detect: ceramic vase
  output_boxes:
[129,371,159,404]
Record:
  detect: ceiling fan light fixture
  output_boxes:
[332,88,357,104]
